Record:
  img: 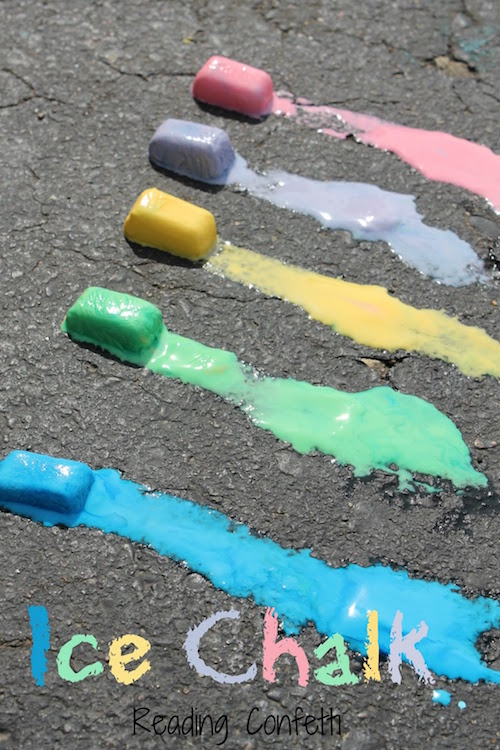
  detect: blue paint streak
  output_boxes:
[149,119,486,286]
[2,452,499,684]
[28,605,50,687]
[432,689,452,706]
[458,700,467,710]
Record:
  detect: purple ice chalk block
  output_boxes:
[148,118,235,182]
[0,451,94,515]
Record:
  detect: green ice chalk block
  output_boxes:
[62,287,163,359]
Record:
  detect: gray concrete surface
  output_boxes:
[0,0,499,748]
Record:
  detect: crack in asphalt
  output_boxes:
[0,638,31,650]
[1,67,71,107]
[98,58,197,81]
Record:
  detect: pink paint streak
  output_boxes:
[272,97,500,212]
[192,57,500,210]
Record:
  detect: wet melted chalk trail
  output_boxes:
[208,243,500,381]
[0,450,498,684]
[149,119,485,286]
[61,288,486,491]
[227,158,485,286]
[191,55,500,212]
[274,99,500,215]
[123,187,500,380]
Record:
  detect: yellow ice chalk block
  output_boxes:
[123,188,217,260]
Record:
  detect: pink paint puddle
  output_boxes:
[192,58,500,210]
[272,96,500,212]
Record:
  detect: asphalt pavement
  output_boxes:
[0,1,499,748]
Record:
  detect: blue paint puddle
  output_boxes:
[1,451,499,684]
[432,689,452,706]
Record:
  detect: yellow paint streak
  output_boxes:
[363,610,380,682]
[208,244,500,379]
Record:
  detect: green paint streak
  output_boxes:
[62,288,486,491]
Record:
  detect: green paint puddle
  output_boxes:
[62,288,487,492]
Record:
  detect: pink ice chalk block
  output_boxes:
[192,56,274,118]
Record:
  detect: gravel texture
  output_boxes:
[0,1,499,748]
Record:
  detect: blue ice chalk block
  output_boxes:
[0,451,94,515]
[149,118,236,182]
